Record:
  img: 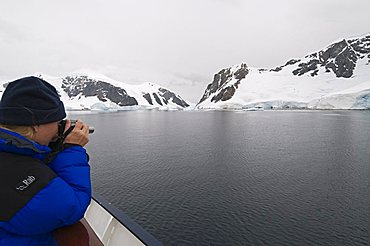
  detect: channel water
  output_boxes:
[69,110,370,245]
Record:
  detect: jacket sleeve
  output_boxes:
[48,145,91,204]
[3,146,91,235]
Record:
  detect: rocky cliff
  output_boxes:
[197,33,370,110]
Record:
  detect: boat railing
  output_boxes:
[84,193,163,246]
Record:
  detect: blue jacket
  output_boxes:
[0,128,91,245]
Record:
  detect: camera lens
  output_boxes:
[70,120,94,134]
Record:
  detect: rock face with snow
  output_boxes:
[143,88,189,107]
[198,64,248,104]
[290,36,369,78]
[62,76,138,106]
[60,75,189,109]
[0,74,190,110]
[197,33,370,110]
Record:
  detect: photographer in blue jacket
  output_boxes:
[0,76,91,245]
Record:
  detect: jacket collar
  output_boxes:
[0,127,51,161]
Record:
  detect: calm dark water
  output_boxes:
[71,110,370,245]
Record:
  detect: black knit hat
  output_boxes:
[0,76,66,125]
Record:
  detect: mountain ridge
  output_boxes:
[0,73,190,111]
[197,33,370,110]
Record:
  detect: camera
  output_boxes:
[58,119,94,138]
[70,120,95,134]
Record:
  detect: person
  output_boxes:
[0,76,91,245]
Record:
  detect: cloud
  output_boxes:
[171,72,210,86]
[0,18,26,43]
[0,0,369,103]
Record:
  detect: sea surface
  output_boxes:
[70,110,370,246]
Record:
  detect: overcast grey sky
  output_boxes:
[0,0,369,102]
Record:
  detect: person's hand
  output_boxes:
[63,120,89,147]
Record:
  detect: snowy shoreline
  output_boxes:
[66,107,370,114]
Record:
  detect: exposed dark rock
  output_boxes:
[61,76,189,108]
[258,68,268,73]
[320,40,348,61]
[62,76,138,106]
[292,37,370,78]
[293,59,319,76]
[198,68,232,103]
[143,93,153,105]
[324,45,357,78]
[270,59,301,73]
[311,70,319,76]
[270,66,283,72]
[196,33,370,107]
[234,64,249,80]
[350,35,370,65]
[158,88,189,107]
[198,64,248,104]
[306,53,318,59]
[152,93,163,106]
[211,86,236,102]
[285,59,301,66]
[2,82,10,89]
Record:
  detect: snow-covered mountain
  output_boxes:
[0,73,190,110]
[197,33,370,110]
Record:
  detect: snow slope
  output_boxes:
[197,33,370,110]
[0,73,190,111]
